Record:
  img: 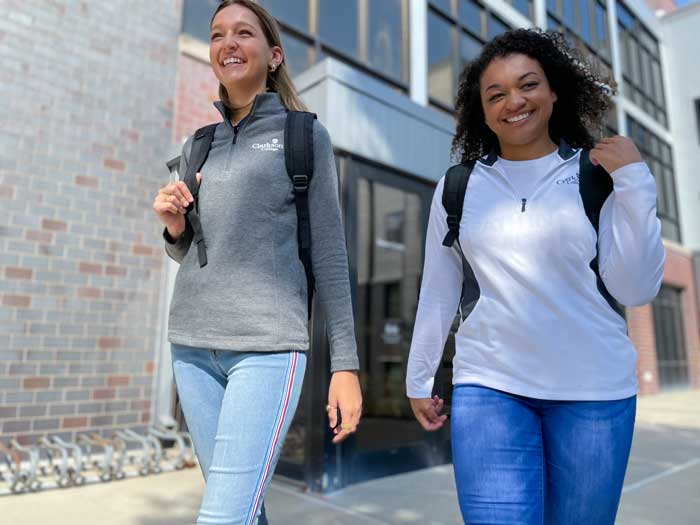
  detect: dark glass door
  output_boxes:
[339,156,453,486]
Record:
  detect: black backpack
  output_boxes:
[180,111,318,317]
[440,149,623,317]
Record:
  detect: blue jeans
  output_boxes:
[451,384,636,525]
[171,344,306,525]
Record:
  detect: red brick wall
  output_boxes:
[630,243,700,394]
[175,53,221,144]
[662,244,700,388]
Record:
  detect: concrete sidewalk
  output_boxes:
[2,389,699,525]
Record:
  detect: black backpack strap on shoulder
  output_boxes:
[284,111,317,317]
[183,123,218,268]
[578,149,623,316]
[441,161,476,247]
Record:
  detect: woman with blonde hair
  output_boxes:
[152,2,362,523]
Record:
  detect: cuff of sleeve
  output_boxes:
[330,356,360,373]
[406,380,434,399]
[163,227,181,245]
[609,161,648,181]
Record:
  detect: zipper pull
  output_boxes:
[521,198,527,213]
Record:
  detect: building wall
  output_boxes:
[0,0,182,444]
[660,4,700,251]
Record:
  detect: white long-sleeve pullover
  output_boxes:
[406,147,665,400]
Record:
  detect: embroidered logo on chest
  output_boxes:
[251,138,284,152]
[556,172,579,185]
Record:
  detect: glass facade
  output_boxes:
[181,0,410,87]
[617,2,667,126]
[428,0,511,109]
[626,116,680,242]
[652,286,689,388]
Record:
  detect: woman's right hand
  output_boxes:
[409,395,447,432]
[152,175,200,238]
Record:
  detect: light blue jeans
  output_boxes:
[451,384,636,525]
[171,344,306,525]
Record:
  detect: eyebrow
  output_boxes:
[210,21,256,33]
[485,71,539,92]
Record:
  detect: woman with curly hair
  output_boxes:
[406,29,664,524]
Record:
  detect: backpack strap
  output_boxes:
[284,111,317,317]
[441,161,476,247]
[578,149,623,316]
[183,123,218,268]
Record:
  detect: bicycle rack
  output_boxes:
[0,442,24,493]
[38,437,72,488]
[115,430,152,475]
[149,427,196,470]
[9,440,42,492]
[51,436,86,486]
[77,434,116,482]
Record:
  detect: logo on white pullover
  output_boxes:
[252,138,284,152]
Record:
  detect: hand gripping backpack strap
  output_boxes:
[578,149,623,316]
[183,123,218,268]
[441,161,475,247]
[284,111,317,317]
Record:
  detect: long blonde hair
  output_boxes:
[211,0,307,112]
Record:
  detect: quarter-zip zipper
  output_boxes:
[521,198,527,212]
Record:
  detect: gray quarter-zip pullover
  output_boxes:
[165,93,359,372]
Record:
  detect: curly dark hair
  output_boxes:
[452,29,615,162]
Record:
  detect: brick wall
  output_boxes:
[630,242,700,394]
[0,1,182,444]
[175,52,221,144]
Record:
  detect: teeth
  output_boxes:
[223,57,243,65]
[506,112,531,123]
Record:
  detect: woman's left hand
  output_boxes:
[589,136,643,174]
[327,370,362,444]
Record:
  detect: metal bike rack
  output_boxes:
[9,440,42,492]
[51,436,86,486]
[149,427,196,470]
[115,430,152,476]
[77,434,117,482]
[0,442,24,494]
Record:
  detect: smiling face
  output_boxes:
[209,4,283,101]
[480,53,558,158]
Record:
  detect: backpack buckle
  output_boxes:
[292,174,309,191]
[446,214,459,229]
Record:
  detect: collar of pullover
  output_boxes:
[213,92,286,134]
[479,138,577,167]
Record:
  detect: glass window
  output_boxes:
[487,15,509,39]
[579,0,592,44]
[617,3,634,30]
[547,0,558,15]
[368,0,405,82]
[281,31,313,78]
[182,0,219,43]
[595,2,608,49]
[563,0,575,28]
[548,15,561,31]
[318,0,359,59]
[510,0,531,18]
[460,31,482,68]
[259,0,309,31]
[459,0,483,36]
[428,12,454,106]
[653,286,689,389]
[431,0,453,15]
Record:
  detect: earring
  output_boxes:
[269,63,277,72]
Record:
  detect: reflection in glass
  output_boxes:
[281,31,313,78]
[487,15,508,39]
[429,12,454,106]
[319,0,359,59]
[369,0,405,81]
[460,32,482,70]
[459,0,483,36]
[182,0,220,42]
[431,0,453,15]
[355,177,425,452]
[580,0,592,44]
[259,0,309,31]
